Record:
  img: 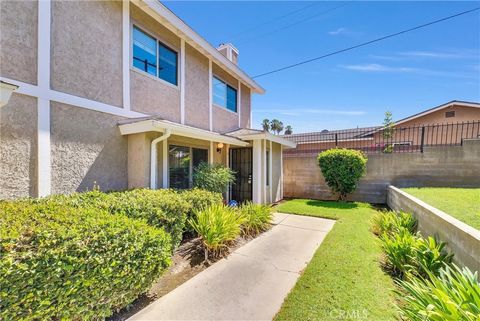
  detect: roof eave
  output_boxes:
[135,0,265,95]
[234,132,297,148]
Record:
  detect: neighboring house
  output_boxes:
[0,0,295,203]
[284,101,480,156]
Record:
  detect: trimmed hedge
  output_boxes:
[48,189,191,248]
[180,188,223,232]
[0,199,172,320]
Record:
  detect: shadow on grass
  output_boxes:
[306,199,358,209]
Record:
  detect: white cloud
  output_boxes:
[399,50,478,59]
[253,108,366,117]
[341,63,416,73]
[328,27,348,35]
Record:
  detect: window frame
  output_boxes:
[212,75,238,113]
[131,24,180,88]
[168,144,209,189]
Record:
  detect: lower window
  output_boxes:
[169,145,208,189]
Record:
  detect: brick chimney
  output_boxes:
[217,43,239,64]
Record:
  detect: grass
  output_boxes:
[402,187,480,230]
[274,199,397,321]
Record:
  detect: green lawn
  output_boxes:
[274,199,397,321]
[402,187,480,230]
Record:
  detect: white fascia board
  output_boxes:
[119,119,249,146]
[236,133,297,148]
[135,0,265,94]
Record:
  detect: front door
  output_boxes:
[229,147,253,203]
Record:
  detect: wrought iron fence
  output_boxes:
[283,121,480,158]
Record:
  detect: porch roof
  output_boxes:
[118,117,249,147]
[226,128,297,148]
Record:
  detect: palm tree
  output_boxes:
[277,121,284,135]
[261,119,270,132]
[270,119,280,134]
[284,125,293,135]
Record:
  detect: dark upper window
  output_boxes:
[445,111,456,118]
[133,26,178,86]
[213,76,237,112]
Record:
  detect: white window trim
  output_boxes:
[130,23,180,88]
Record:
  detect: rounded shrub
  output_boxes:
[193,162,235,193]
[0,200,172,320]
[317,148,367,200]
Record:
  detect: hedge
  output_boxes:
[180,188,223,232]
[0,199,172,320]
[48,189,191,248]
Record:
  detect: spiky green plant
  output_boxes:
[397,265,480,321]
[239,202,273,236]
[381,229,419,278]
[371,211,416,236]
[188,204,243,260]
[414,236,453,278]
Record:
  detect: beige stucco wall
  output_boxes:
[185,44,209,130]
[0,0,38,84]
[130,4,181,120]
[240,84,251,129]
[212,63,239,132]
[0,94,37,199]
[400,105,480,126]
[51,1,123,107]
[51,103,128,194]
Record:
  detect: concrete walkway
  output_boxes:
[129,213,335,321]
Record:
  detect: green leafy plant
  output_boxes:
[371,211,417,236]
[381,229,419,278]
[193,162,235,194]
[239,202,273,236]
[414,236,453,278]
[382,111,395,153]
[317,148,367,200]
[397,265,480,321]
[0,200,172,320]
[180,188,223,233]
[49,188,190,248]
[188,204,243,260]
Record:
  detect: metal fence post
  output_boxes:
[420,126,425,153]
[335,133,338,147]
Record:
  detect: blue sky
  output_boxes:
[164,1,480,133]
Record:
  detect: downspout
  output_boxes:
[150,129,171,189]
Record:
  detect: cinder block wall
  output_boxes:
[387,186,480,272]
[283,139,480,203]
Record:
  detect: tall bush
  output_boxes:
[317,148,367,200]
[0,200,171,320]
[193,162,235,194]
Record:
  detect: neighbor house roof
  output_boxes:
[283,126,381,144]
[118,116,249,146]
[393,100,480,126]
[133,0,265,94]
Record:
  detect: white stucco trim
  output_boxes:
[262,140,267,204]
[269,140,273,202]
[180,38,186,124]
[252,139,262,204]
[122,0,131,111]
[37,99,51,197]
[150,130,171,189]
[0,77,147,119]
[162,139,168,188]
[37,0,51,197]
[208,59,213,131]
[237,80,241,127]
[233,131,297,148]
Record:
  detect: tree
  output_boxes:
[270,119,284,135]
[317,149,367,200]
[284,125,293,135]
[382,111,395,153]
[261,119,270,132]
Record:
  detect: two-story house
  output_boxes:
[0,0,295,203]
